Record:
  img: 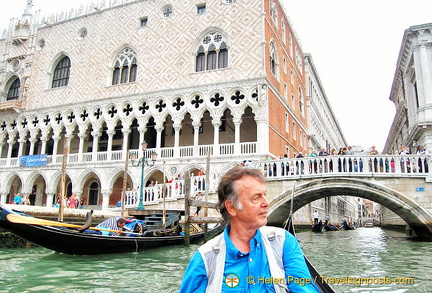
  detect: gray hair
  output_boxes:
[217,166,265,224]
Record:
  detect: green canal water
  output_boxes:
[0,227,430,292]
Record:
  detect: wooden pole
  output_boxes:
[58,136,68,222]
[162,161,166,229]
[204,152,210,241]
[121,146,129,217]
[184,172,191,246]
[204,152,210,217]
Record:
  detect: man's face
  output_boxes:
[230,175,269,230]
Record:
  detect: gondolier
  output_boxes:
[313,210,319,225]
[95,217,132,235]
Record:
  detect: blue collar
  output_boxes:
[223,226,263,258]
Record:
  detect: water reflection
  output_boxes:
[0,245,199,293]
[0,227,430,292]
[296,227,432,292]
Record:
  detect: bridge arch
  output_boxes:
[267,178,432,240]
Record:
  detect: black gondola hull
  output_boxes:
[0,205,220,255]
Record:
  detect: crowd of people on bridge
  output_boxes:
[260,145,429,176]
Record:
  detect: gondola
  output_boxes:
[324,223,340,231]
[341,219,355,230]
[0,204,221,255]
[312,220,323,232]
[323,220,340,231]
[284,182,336,293]
[284,216,336,293]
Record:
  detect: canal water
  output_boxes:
[0,227,430,292]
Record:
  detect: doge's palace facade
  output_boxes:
[0,0,310,210]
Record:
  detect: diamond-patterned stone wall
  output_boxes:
[25,0,265,110]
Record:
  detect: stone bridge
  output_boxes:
[117,154,432,239]
[260,154,432,240]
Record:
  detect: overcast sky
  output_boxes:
[1,0,432,152]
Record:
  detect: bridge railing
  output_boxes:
[256,154,430,178]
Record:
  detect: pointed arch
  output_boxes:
[194,28,230,72]
[112,47,138,85]
[52,55,71,88]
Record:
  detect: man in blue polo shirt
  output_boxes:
[179,167,319,292]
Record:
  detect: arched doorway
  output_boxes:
[88,181,100,206]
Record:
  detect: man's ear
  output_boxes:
[225,200,237,217]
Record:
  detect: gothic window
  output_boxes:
[7,77,20,101]
[195,30,229,72]
[270,0,278,25]
[269,41,278,77]
[52,56,71,88]
[112,48,138,85]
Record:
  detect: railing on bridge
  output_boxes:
[123,154,430,208]
[256,154,430,178]
[124,175,208,208]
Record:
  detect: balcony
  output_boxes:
[0,142,258,167]
[0,100,23,112]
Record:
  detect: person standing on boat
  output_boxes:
[179,166,319,293]
[312,210,319,226]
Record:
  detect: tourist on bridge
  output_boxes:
[180,166,319,292]
[369,145,379,172]
[399,146,411,173]
[417,146,428,173]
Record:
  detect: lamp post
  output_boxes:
[130,141,157,210]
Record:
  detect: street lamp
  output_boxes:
[130,141,157,210]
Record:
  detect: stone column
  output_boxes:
[17,139,25,157]
[0,192,8,204]
[45,192,55,207]
[233,118,242,155]
[212,120,221,156]
[101,190,111,211]
[107,129,115,161]
[52,135,61,163]
[29,138,37,155]
[138,126,146,146]
[173,123,181,158]
[91,131,100,162]
[155,124,164,155]
[418,43,432,105]
[7,139,15,161]
[78,133,85,162]
[122,129,130,160]
[256,84,269,154]
[255,109,269,154]
[193,122,201,156]
[0,142,3,158]
[40,137,47,154]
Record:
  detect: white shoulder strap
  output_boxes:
[198,232,226,292]
[260,226,289,293]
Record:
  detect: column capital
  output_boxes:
[91,131,101,137]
